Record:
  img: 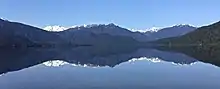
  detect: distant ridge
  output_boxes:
[0,18,140,47]
[154,21,220,45]
[43,23,121,32]
[43,23,196,41]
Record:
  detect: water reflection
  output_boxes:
[1,46,220,89]
[154,45,220,67]
[128,57,161,63]
[0,46,197,74]
[1,54,220,89]
[42,57,162,68]
[43,60,103,68]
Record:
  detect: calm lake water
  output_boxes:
[0,47,220,89]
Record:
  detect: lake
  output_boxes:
[0,46,220,89]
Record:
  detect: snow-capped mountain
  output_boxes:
[44,25,161,33]
[129,24,196,41]
[132,24,195,33]
[144,24,196,41]
[0,19,140,47]
[43,24,195,33]
[0,18,66,47]
[57,23,148,42]
[43,23,196,42]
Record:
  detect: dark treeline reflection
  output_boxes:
[155,45,220,67]
[0,45,198,74]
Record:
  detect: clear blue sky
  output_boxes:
[1,0,220,29]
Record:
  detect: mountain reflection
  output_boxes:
[42,57,162,67]
[43,60,103,68]
[0,46,198,74]
[154,45,220,67]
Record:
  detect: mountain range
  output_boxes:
[44,24,196,41]
[155,21,220,45]
[144,24,196,41]
[0,18,196,47]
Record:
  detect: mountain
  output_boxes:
[61,31,142,47]
[144,24,196,41]
[0,18,197,48]
[155,21,220,45]
[44,24,196,42]
[45,24,143,46]
[0,19,142,47]
[56,23,149,42]
[0,19,65,47]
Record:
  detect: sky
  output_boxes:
[1,0,220,29]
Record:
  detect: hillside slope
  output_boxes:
[155,21,220,45]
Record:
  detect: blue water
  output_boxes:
[1,59,220,89]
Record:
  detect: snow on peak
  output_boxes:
[78,23,118,28]
[43,23,120,32]
[82,24,103,28]
[0,18,5,20]
[43,25,68,32]
[172,24,195,27]
[146,27,161,32]
[43,60,103,68]
[0,17,9,21]
[43,23,196,32]
[130,27,161,33]
[131,24,196,33]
